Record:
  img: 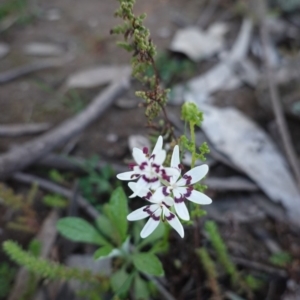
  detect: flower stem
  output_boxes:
[190,122,196,168]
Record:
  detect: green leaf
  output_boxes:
[95,215,118,242]
[106,187,128,242]
[132,253,164,276]
[134,274,149,300]
[56,217,109,246]
[93,245,115,260]
[110,269,134,298]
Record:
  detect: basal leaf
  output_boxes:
[106,187,128,242]
[56,217,109,246]
[132,253,164,276]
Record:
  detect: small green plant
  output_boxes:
[3,240,103,283]
[269,251,292,267]
[0,262,16,299]
[3,183,39,234]
[146,52,195,86]
[56,187,165,298]
[79,156,114,209]
[42,194,68,208]
[205,221,239,285]
[48,169,67,184]
[196,247,222,300]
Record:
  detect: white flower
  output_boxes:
[127,182,184,238]
[153,145,212,221]
[116,136,172,197]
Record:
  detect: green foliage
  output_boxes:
[180,102,210,167]
[56,217,110,246]
[181,102,204,126]
[79,156,114,208]
[103,187,128,244]
[48,169,66,184]
[112,0,173,126]
[110,269,135,298]
[0,0,30,23]
[2,183,39,233]
[244,275,265,291]
[146,52,195,86]
[269,251,292,267]
[42,194,68,208]
[132,253,164,276]
[3,241,101,283]
[196,247,221,299]
[93,245,115,260]
[0,262,16,298]
[205,221,239,285]
[134,273,150,300]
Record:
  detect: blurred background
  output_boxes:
[1,0,300,299]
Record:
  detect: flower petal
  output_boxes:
[153,149,166,165]
[152,186,171,202]
[127,204,159,221]
[171,145,180,169]
[128,182,152,200]
[116,171,138,181]
[174,202,190,221]
[163,206,184,238]
[140,208,161,238]
[132,148,147,165]
[163,196,174,207]
[129,177,149,198]
[186,190,212,205]
[177,165,209,186]
[151,136,163,156]
[165,167,181,185]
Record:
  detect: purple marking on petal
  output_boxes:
[143,192,152,200]
[143,147,149,155]
[166,212,175,221]
[179,163,184,170]
[142,175,159,183]
[161,169,171,182]
[139,162,148,170]
[128,163,136,170]
[183,174,192,185]
[143,206,153,215]
[174,194,185,203]
[151,163,160,173]
[149,154,155,160]
[185,186,193,197]
[162,187,170,196]
[150,213,160,221]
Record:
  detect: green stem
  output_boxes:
[190,121,196,168]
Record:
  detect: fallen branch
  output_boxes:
[36,153,128,174]
[12,172,99,220]
[231,256,287,278]
[0,78,129,179]
[257,0,300,187]
[0,57,72,84]
[0,123,51,137]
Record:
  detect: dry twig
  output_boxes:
[0,79,129,179]
[0,123,51,137]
